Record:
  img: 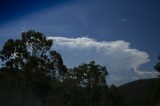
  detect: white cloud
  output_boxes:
[48,36,155,85]
[49,36,150,69]
[133,67,159,79]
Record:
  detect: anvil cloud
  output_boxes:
[48,37,156,85]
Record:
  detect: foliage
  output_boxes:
[69,61,108,87]
[154,56,160,74]
[0,30,126,106]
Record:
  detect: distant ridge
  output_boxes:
[118,78,160,106]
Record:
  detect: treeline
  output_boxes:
[0,30,126,106]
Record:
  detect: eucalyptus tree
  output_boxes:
[0,30,67,106]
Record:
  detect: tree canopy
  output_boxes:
[154,56,160,73]
[0,30,127,106]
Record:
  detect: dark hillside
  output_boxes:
[119,78,160,106]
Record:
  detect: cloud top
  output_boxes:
[49,36,149,69]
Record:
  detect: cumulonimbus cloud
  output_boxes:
[48,36,156,85]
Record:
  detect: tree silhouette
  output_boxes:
[154,56,160,77]
[0,30,67,106]
[0,30,127,106]
[70,61,108,87]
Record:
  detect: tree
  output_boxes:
[0,30,67,77]
[49,50,67,80]
[0,30,67,106]
[154,56,160,77]
[68,61,109,106]
[71,61,108,87]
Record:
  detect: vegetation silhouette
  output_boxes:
[0,30,160,106]
[154,56,160,77]
[0,30,126,106]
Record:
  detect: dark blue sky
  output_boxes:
[0,0,160,85]
[0,0,72,25]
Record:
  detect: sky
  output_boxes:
[0,0,160,85]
